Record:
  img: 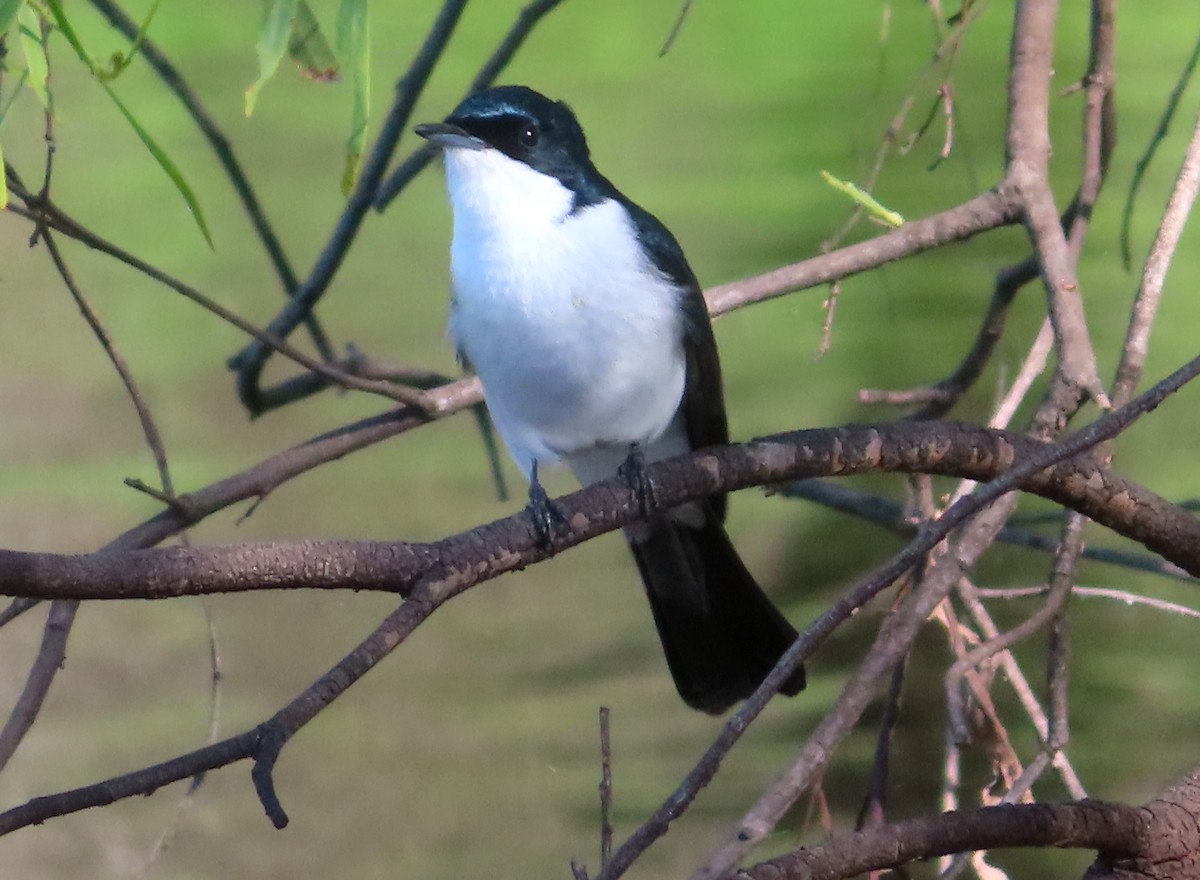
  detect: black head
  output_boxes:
[416,86,608,202]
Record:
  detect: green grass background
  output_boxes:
[2,1,1200,877]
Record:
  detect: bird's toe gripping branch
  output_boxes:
[525,460,570,548]
[618,442,659,521]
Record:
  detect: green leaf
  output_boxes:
[103,84,214,247]
[246,0,300,116]
[336,0,369,194]
[289,1,340,82]
[820,170,905,228]
[0,0,24,36]
[45,0,214,247]
[17,4,49,109]
[0,140,8,210]
[0,68,28,127]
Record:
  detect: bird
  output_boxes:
[416,85,805,713]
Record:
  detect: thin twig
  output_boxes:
[1119,32,1200,269]
[599,707,613,870]
[0,599,40,628]
[706,189,1020,316]
[988,318,1054,430]
[945,315,1053,508]
[373,0,571,210]
[824,3,986,247]
[1043,509,1090,758]
[41,230,175,497]
[933,597,1025,807]
[86,0,334,359]
[945,513,1083,743]
[816,281,839,357]
[0,601,78,772]
[611,352,1199,880]
[0,220,185,775]
[657,0,694,57]
[1112,102,1200,407]
[1063,0,1117,261]
[955,579,1088,801]
[856,657,907,830]
[1000,750,1052,804]
[978,586,1200,619]
[779,479,1193,581]
[34,16,54,207]
[938,726,961,876]
[230,0,471,413]
[4,191,428,409]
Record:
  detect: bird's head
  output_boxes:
[416,86,601,207]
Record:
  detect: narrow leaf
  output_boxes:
[820,170,905,228]
[0,140,8,210]
[0,0,23,35]
[43,1,101,75]
[45,0,214,247]
[0,68,28,127]
[336,0,369,194]
[246,0,300,116]
[17,4,49,108]
[289,1,339,82]
[111,87,213,245]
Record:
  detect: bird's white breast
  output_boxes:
[441,147,688,481]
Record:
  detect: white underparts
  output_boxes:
[441,146,689,487]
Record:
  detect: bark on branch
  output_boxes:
[735,765,1200,880]
[1,420,1197,602]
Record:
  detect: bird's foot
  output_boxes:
[618,443,659,521]
[526,461,569,548]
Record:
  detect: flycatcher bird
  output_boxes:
[416,85,805,713]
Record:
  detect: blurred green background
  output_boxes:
[2,2,1200,877]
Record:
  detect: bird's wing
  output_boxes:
[620,197,730,521]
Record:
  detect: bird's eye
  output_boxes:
[518,124,539,147]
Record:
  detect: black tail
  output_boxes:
[628,504,805,714]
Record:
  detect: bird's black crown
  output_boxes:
[440,85,611,204]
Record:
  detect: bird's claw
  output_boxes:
[619,443,659,521]
[526,461,569,548]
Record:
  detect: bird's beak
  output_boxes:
[414,122,486,151]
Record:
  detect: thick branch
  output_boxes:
[1005,0,1108,404]
[6,352,1198,844]
[740,801,1147,880]
[1,421,1195,598]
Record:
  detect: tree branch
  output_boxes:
[228,0,470,414]
[372,0,572,210]
[3,414,1200,603]
[1005,0,1109,407]
[86,0,333,359]
[738,801,1147,880]
[706,190,1020,315]
[1112,102,1200,407]
[3,348,1198,841]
